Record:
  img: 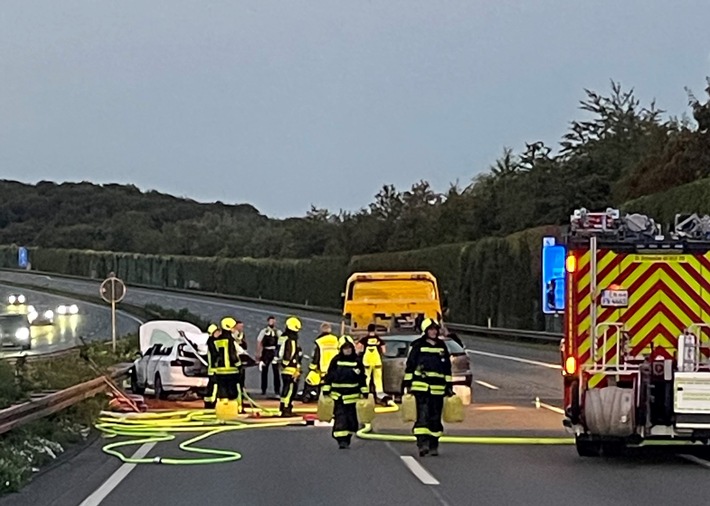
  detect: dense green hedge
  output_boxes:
[0,246,350,309]
[623,177,710,229]
[0,226,562,328]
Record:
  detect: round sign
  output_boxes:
[100,276,126,304]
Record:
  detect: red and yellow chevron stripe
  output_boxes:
[571,249,710,388]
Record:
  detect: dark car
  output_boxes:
[380,334,473,398]
[0,313,32,350]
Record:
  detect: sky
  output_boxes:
[1,1,709,218]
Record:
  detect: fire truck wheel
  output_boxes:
[601,441,625,457]
[575,436,601,457]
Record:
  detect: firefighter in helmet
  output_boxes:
[358,323,387,402]
[402,318,453,457]
[278,316,303,417]
[204,323,221,409]
[208,317,243,407]
[322,335,368,449]
[303,322,339,403]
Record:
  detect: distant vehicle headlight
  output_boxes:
[8,295,16,304]
[57,305,67,315]
[28,310,38,323]
[44,310,54,319]
[18,295,26,304]
[15,327,30,341]
[69,304,79,314]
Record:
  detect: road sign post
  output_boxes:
[100,274,126,353]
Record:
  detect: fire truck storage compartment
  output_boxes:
[674,372,710,429]
[584,386,635,437]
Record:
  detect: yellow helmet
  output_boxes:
[221,317,237,331]
[207,323,218,335]
[285,316,302,332]
[421,318,440,333]
[338,335,355,348]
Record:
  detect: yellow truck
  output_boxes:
[341,271,443,335]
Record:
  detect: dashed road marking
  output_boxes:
[79,442,155,506]
[467,349,560,370]
[400,456,440,485]
[474,380,499,390]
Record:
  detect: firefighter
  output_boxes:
[278,316,303,417]
[208,317,243,407]
[256,316,282,396]
[322,335,368,449]
[402,318,453,457]
[204,323,221,409]
[303,322,339,403]
[358,324,386,402]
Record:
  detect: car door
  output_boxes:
[382,340,409,394]
[136,345,158,386]
[146,345,167,386]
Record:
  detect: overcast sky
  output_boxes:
[1,1,709,217]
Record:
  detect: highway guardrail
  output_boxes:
[1,267,561,343]
[0,363,132,436]
[446,323,562,344]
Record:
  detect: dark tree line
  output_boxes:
[1,79,708,259]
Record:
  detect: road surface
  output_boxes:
[2,270,710,506]
[0,283,141,358]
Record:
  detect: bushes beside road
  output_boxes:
[0,224,562,330]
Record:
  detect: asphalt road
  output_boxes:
[0,283,141,358]
[3,270,710,505]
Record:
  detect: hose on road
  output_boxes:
[355,424,574,444]
[95,394,399,465]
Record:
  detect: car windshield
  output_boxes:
[0,315,26,330]
[445,339,465,354]
[382,337,464,357]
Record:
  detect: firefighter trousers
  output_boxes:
[332,400,358,445]
[260,351,280,395]
[413,392,444,450]
[204,374,217,409]
[365,365,384,396]
[216,373,242,402]
[279,373,296,414]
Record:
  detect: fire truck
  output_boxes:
[562,208,710,456]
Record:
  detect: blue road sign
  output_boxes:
[18,247,28,269]
[542,243,566,314]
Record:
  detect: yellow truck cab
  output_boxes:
[341,271,443,335]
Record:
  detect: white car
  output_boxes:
[27,305,54,326]
[130,321,210,399]
[7,294,27,306]
[56,304,79,315]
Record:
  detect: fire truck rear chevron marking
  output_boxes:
[575,251,710,370]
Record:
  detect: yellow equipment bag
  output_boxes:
[356,395,376,424]
[317,394,334,422]
[400,393,416,423]
[215,399,240,421]
[443,395,465,423]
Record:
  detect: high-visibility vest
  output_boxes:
[212,337,241,375]
[315,334,339,373]
[362,336,383,367]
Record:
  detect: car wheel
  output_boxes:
[131,371,145,395]
[155,374,168,400]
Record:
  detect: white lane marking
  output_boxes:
[466,349,560,370]
[79,442,155,506]
[679,454,710,469]
[400,456,440,485]
[534,397,565,415]
[474,380,499,390]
